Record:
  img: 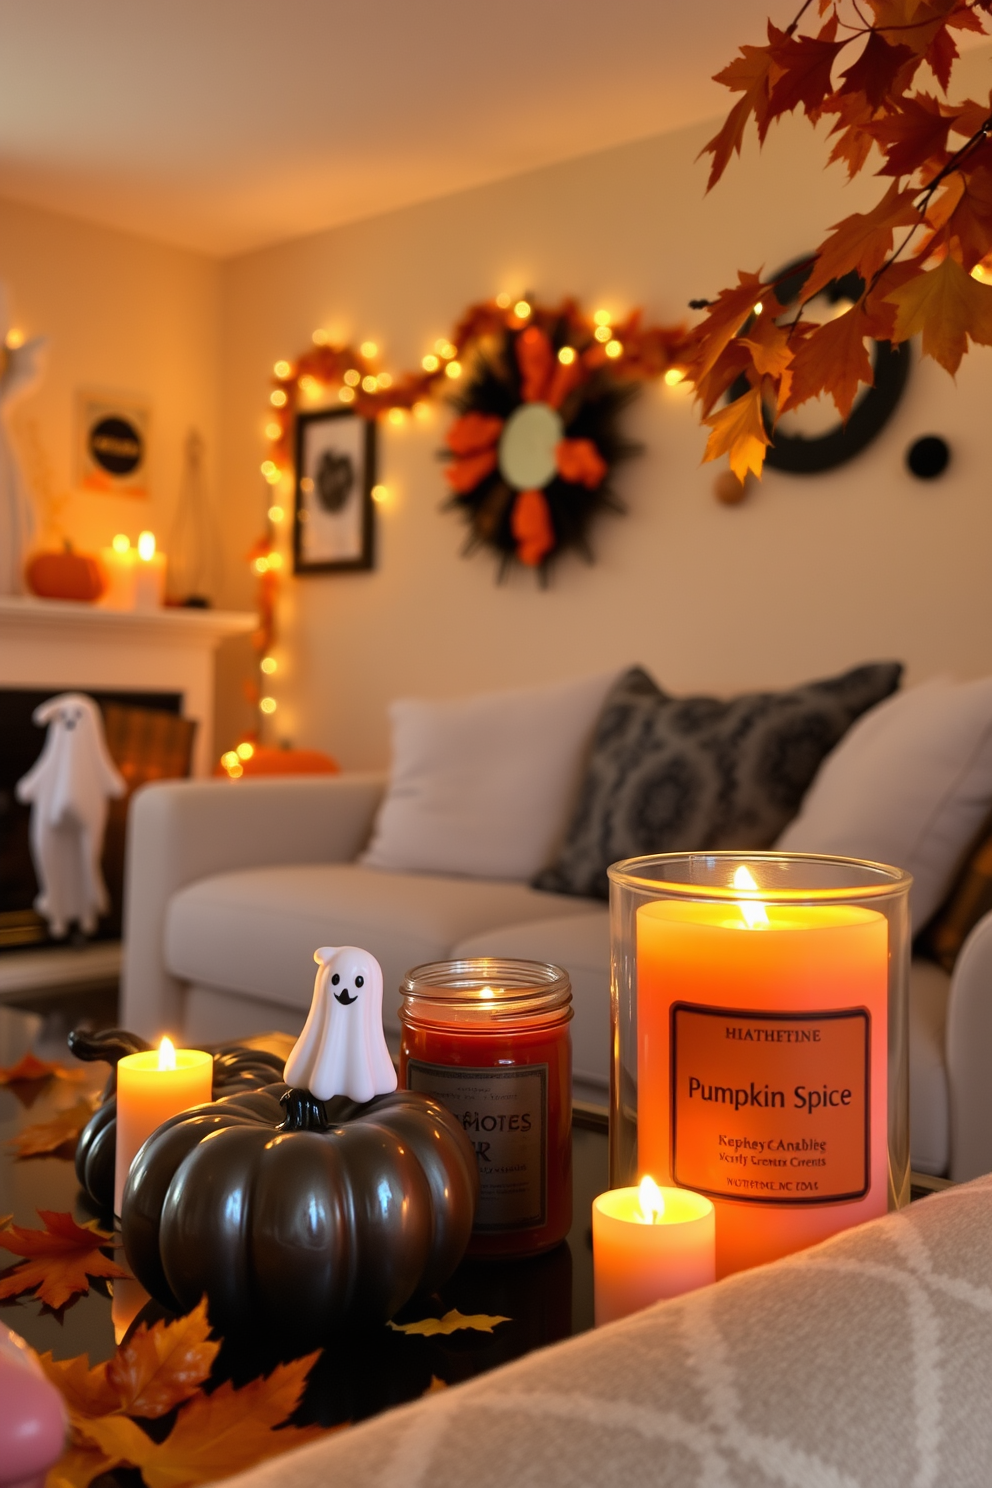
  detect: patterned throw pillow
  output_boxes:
[533,661,903,901]
[920,815,992,972]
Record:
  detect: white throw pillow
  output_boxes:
[777,676,992,929]
[362,671,619,881]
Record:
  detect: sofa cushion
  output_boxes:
[361,671,618,880]
[163,864,596,1028]
[451,910,610,1095]
[534,661,903,900]
[778,675,992,929]
[909,958,951,1176]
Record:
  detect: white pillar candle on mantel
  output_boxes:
[133,531,166,610]
[592,1177,715,1325]
[100,531,166,610]
[100,534,136,609]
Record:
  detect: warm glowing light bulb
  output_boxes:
[638,1175,665,1224]
[260,696,277,714]
[260,459,277,478]
[260,656,277,675]
[434,338,449,354]
[266,551,283,569]
[227,761,243,777]
[268,504,284,523]
[265,420,281,440]
[594,324,612,342]
[270,389,287,407]
[733,865,769,929]
[495,292,511,309]
[236,741,255,759]
[112,533,130,554]
[593,309,612,326]
[312,328,329,345]
[441,342,458,359]
[422,353,440,372]
[972,263,989,281]
[344,368,361,386]
[158,1037,177,1071]
[360,340,378,359]
[221,750,238,769]
[664,367,686,386]
[387,407,406,425]
[137,531,156,561]
[253,556,269,574]
[752,302,764,316]
[338,385,356,403]
[371,484,388,504]
[5,328,24,349]
[413,401,431,420]
[377,372,392,389]
[514,300,531,319]
[445,360,462,379]
[558,346,576,365]
[273,359,292,378]
[605,340,623,358]
[361,374,378,393]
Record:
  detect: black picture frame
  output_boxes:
[293,408,376,574]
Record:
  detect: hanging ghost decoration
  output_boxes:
[0,284,47,595]
[284,946,398,1104]
[15,694,126,939]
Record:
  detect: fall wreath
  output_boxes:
[441,304,650,577]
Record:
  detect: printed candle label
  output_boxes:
[407,1060,547,1230]
[670,1004,870,1205]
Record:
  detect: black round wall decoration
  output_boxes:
[728,258,911,475]
[88,415,144,477]
[906,435,950,480]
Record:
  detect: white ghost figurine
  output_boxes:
[284,946,398,1104]
[15,694,126,938]
[0,283,47,596]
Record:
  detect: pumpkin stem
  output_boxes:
[68,1026,153,1097]
[278,1087,329,1132]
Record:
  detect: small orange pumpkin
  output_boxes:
[214,746,339,778]
[26,543,106,603]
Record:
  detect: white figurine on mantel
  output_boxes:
[0,284,47,595]
[284,946,398,1104]
[15,694,126,939]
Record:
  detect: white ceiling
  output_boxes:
[0,0,790,258]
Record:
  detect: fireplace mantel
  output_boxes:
[0,596,256,776]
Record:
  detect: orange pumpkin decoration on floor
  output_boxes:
[215,745,339,778]
[26,543,106,602]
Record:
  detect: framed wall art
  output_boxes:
[77,392,151,497]
[293,408,376,574]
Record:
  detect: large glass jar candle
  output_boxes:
[399,958,572,1258]
[609,853,911,1279]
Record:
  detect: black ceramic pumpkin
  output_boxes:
[69,1028,287,1211]
[121,1083,479,1345]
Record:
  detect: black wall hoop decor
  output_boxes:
[729,258,911,475]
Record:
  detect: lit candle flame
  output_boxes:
[157,1036,176,1071]
[733,864,769,929]
[638,1175,665,1224]
[137,531,156,561]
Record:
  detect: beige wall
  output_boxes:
[210,45,992,767]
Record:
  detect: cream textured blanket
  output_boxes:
[227,1176,992,1488]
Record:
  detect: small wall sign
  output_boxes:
[77,393,151,497]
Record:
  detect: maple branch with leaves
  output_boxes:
[688,0,992,480]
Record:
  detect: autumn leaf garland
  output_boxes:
[688,0,992,480]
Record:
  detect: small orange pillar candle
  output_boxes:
[593,1176,715,1324]
[637,868,888,1279]
[114,1039,212,1215]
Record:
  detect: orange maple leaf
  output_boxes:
[8,1098,98,1158]
[77,1355,327,1488]
[838,29,916,109]
[40,1299,218,1421]
[767,14,846,120]
[0,1210,126,1310]
[702,386,771,481]
[885,251,992,370]
[687,270,766,383]
[0,1052,85,1085]
[801,180,922,303]
[780,306,875,420]
[699,30,780,190]
[875,92,953,178]
[943,164,992,268]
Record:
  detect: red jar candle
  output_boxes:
[399,959,573,1258]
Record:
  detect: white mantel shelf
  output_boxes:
[0,597,256,776]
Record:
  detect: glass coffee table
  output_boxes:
[0,1006,608,1428]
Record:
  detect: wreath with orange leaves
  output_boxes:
[442,299,679,578]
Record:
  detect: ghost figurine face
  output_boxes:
[284,946,398,1104]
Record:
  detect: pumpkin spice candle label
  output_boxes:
[399,959,573,1258]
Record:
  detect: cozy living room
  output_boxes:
[4,2,992,1483]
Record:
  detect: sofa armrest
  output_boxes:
[945,908,992,1181]
[120,773,386,1039]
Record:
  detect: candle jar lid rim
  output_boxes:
[607,850,912,904]
[401,957,572,1024]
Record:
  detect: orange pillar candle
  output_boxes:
[593,1176,715,1324]
[114,1039,212,1215]
[637,868,889,1279]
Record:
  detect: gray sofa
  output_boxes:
[120,772,992,1181]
